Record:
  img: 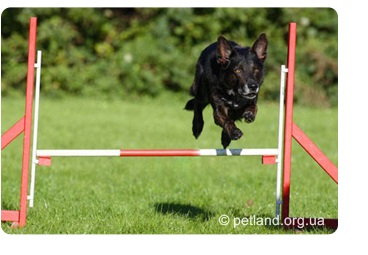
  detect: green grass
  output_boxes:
[1,94,337,234]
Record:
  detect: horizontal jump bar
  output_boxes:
[37,149,279,157]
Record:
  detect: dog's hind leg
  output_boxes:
[221,130,231,149]
[185,98,206,139]
[192,100,206,139]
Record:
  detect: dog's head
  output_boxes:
[216,34,268,101]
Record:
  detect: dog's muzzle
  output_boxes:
[243,92,258,99]
[239,85,259,99]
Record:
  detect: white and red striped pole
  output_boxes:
[36,148,279,163]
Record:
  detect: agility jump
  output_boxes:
[1,18,338,229]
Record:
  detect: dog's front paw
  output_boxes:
[221,127,243,148]
[230,127,243,140]
[243,111,256,123]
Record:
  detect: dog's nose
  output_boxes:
[248,82,258,91]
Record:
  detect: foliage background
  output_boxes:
[1,8,337,107]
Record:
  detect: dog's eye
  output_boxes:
[234,69,242,74]
[254,69,261,78]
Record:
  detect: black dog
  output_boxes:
[185,34,268,148]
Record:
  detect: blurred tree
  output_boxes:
[1,8,337,107]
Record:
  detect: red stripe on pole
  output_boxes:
[282,23,297,221]
[1,116,25,150]
[18,17,37,227]
[120,149,201,157]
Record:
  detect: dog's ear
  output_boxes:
[252,33,268,63]
[217,35,233,68]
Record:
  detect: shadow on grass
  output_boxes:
[154,202,215,221]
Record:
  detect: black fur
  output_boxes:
[185,34,268,148]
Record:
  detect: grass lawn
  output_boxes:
[1,94,337,234]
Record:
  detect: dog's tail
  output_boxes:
[184,99,195,111]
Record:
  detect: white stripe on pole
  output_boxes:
[28,51,42,207]
[275,65,287,219]
[37,150,121,157]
